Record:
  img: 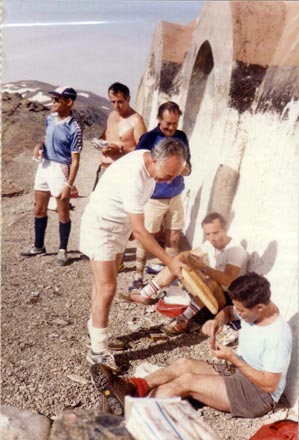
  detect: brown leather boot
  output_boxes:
[91,364,137,415]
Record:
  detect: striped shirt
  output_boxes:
[43,113,83,165]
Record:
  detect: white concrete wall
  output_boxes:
[179,2,299,408]
[136,0,299,407]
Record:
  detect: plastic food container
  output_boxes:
[156,298,188,318]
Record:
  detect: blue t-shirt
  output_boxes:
[135,125,191,199]
[43,113,83,165]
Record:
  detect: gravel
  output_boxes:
[1,141,292,439]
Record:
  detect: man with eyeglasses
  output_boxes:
[21,86,82,266]
[91,273,292,419]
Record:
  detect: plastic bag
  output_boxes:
[249,419,298,440]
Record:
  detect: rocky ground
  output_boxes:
[1,141,293,439]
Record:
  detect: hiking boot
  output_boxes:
[57,249,68,266]
[128,278,143,294]
[86,349,119,372]
[121,291,156,306]
[161,316,190,336]
[100,394,114,415]
[146,263,165,275]
[20,245,46,257]
[108,337,128,351]
[91,364,137,416]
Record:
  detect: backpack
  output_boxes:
[249,419,298,440]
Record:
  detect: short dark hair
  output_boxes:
[228,272,271,308]
[201,212,226,228]
[108,82,130,98]
[157,101,182,119]
[151,137,187,165]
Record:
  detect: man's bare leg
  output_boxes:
[164,228,180,258]
[150,372,230,412]
[151,250,190,287]
[86,259,123,367]
[145,357,230,412]
[90,260,117,328]
[134,241,147,282]
[145,357,217,389]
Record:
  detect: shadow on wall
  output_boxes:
[286,312,298,407]
[241,240,278,275]
[182,40,214,139]
[185,186,203,244]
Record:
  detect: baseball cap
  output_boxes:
[49,86,77,100]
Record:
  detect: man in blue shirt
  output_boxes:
[21,86,82,266]
[127,101,191,296]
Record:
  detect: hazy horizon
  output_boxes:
[3,0,203,103]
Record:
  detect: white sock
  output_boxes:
[89,321,108,353]
[182,301,201,320]
[140,280,160,298]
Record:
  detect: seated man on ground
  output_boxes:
[122,212,248,335]
[92,273,292,419]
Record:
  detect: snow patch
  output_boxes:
[3,85,39,95]
[29,92,51,103]
[78,92,90,98]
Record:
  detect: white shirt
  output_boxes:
[200,237,248,288]
[89,150,156,224]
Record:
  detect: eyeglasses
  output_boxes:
[51,96,67,103]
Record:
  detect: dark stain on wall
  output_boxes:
[229,60,267,113]
[255,66,299,118]
[230,60,299,117]
[159,61,182,94]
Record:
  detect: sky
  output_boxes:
[3,0,203,103]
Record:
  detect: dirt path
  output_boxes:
[1,142,286,438]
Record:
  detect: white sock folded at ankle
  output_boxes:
[88,318,108,353]
[140,280,160,298]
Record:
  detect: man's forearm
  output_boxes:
[202,266,234,287]
[230,353,279,394]
[68,155,80,187]
[214,306,234,326]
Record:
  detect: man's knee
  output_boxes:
[97,281,117,299]
[173,357,193,371]
[173,250,189,264]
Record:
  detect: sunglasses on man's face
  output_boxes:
[51,96,66,103]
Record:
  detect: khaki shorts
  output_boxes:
[79,204,131,261]
[214,363,275,418]
[34,159,69,197]
[144,194,184,234]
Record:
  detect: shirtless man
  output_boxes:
[92,82,146,189]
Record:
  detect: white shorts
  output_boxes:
[34,159,70,197]
[79,204,132,261]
